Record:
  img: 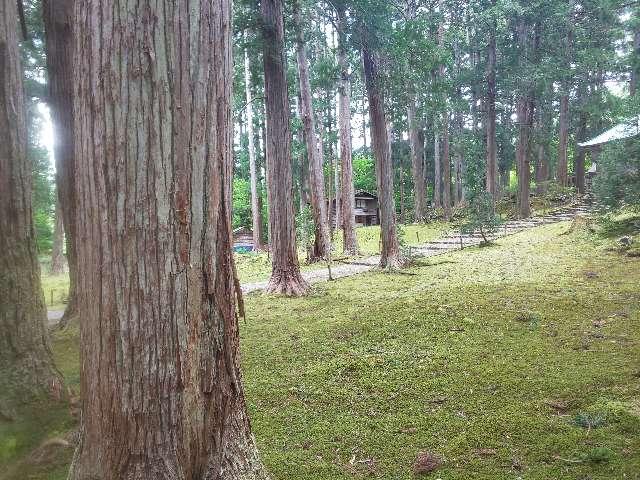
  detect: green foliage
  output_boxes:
[594,137,640,209]
[232,178,252,229]
[352,152,376,193]
[295,205,315,251]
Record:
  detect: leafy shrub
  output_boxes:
[461,191,502,244]
[593,137,640,209]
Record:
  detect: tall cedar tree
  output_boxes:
[336,3,359,254]
[68,0,269,477]
[50,199,65,274]
[516,17,531,218]
[43,0,78,327]
[486,4,498,199]
[244,44,265,250]
[407,94,427,221]
[362,39,403,268]
[0,0,64,415]
[262,0,310,295]
[293,0,331,261]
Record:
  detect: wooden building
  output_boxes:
[328,190,379,227]
[232,226,254,253]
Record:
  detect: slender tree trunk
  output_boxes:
[557,11,573,187]
[407,95,427,222]
[69,1,269,478]
[516,18,531,218]
[441,114,451,220]
[244,44,265,251]
[516,97,531,218]
[0,0,65,417]
[362,42,403,268]
[575,108,587,194]
[50,199,65,274]
[454,110,464,205]
[362,95,368,149]
[557,94,569,187]
[293,0,331,261]
[399,147,406,224]
[43,0,78,327]
[486,14,498,199]
[337,7,359,255]
[434,131,441,208]
[632,27,640,97]
[262,0,309,295]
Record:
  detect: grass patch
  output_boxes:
[11,219,640,479]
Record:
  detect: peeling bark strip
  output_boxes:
[262,0,309,295]
[362,42,403,269]
[43,0,78,326]
[0,0,64,412]
[70,1,268,478]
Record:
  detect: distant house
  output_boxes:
[328,190,379,227]
[232,226,254,253]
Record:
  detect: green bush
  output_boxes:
[593,137,640,209]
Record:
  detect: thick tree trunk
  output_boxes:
[441,114,451,220]
[50,199,65,274]
[43,0,78,327]
[337,7,359,255]
[68,1,269,478]
[362,43,403,269]
[262,0,309,295]
[434,131,441,208]
[293,0,331,261]
[486,18,498,199]
[557,94,569,187]
[0,0,65,416]
[244,45,265,251]
[407,96,427,222]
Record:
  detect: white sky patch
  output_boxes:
[37,102,56,172]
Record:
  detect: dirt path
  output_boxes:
[48,202,592,321]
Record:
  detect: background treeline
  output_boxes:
[20,0,640,252]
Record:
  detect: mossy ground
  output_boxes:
[4,218,639,479]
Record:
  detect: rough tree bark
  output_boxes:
[43,0,78,327]
[407,95,427,222]
[50,199,65,274]
[262,0,309,295]
[486,11,498,199]
[0,0,65,417]
[293,0,331,261]
[362,42,403,269]
[68,0,269,478]
[454,110,464,205]
[244,44,265,251]
[337,5,359,255]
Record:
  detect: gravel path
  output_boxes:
[48,202,592,320]
[240,202,593,294]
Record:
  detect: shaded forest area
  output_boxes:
[1,0,640,478]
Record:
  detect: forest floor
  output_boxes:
[3,211,640,479]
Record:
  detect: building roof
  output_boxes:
[354,190,377,199]
[578,116,640,147]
